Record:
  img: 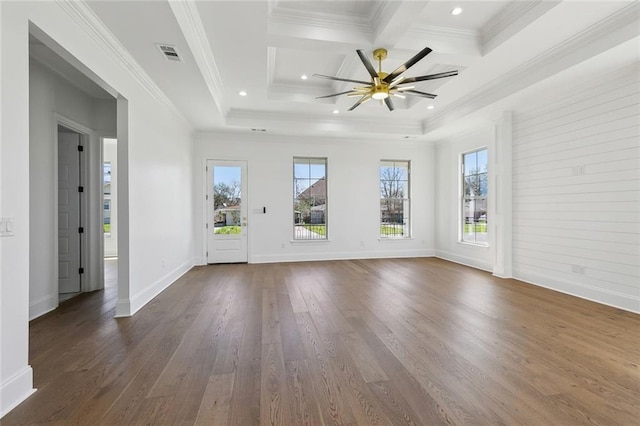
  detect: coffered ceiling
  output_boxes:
[74,0,638,139]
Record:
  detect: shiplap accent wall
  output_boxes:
[511,64,639,313]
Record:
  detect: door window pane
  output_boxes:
[213,166,242,234]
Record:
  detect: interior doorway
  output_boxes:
[103,138,118,293]
[57,124,86,302]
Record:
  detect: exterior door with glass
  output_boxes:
[207,160,248,263]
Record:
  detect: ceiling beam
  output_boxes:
[371,1,430,47]
[168,0,227,120]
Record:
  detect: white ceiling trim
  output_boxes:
[405,24,480,56]
[226,109,422,136]
[269,6,372,35]
[55,0,189,127]
[371,1,429,47]
[168,0,227,119]
[424,2,640,134]
[480,0,561,54]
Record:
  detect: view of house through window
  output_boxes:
[294,157,327,240]
[380,160,410,238]
[213,166,242,234]
[103,162,111,233]
[462,148,488,244]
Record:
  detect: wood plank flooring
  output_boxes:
[3,258,639,425]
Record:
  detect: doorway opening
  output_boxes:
[103,138,118,294]
[57,124,88,303]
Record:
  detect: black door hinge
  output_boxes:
[78,227,84,234]
[79,267,84,274]
[78,186,84,193]
[77,145,84,152]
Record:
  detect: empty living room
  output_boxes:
[0,0,638,424]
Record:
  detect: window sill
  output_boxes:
[290,239,331,244]
[378,237,413,242]
[457,241,489,248]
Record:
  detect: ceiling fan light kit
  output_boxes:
[314,46,458,111]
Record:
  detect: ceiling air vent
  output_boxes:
[156,44,182,62]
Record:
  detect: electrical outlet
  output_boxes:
[571,264,585,274]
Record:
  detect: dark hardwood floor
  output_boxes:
[4,258,639,425]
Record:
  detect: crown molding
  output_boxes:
[403,24,480,56]
[410,24,478,42]
[369,0,397,32]
[480,1,561,54]
[269,6,372,37]
[424,2,640,134]
[55,0,190,127]
[226,108,421,136]
[168,1,227,119]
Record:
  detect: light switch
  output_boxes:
[0,218,15,237]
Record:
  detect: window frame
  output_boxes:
[293,157,328,241]
[379,159,411,239]
[460,147,488,246]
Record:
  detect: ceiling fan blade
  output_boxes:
[356,49,379,80]
[383,46,433,83]
[316,90,358,99]
[400,70,458,84]
[348,94,372,111]
[403,89,437,99]
[313,74,372,85]
[384,97,395,111]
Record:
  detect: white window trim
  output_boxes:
[379,159,411,239]
[293,157,328,241]
[459,147,488,247]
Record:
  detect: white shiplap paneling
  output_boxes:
[512,63,640,313]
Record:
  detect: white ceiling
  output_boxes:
[64,0,640,139]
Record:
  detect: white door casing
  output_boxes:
[58,131,81,293]
[207,160,248,263]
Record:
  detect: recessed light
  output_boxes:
[332,110,339,114]
[301,74,308,80]
[451,7,463,16]
[427,105,434,110]
[238,90,247,96]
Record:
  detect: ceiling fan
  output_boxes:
[313,47,458,111]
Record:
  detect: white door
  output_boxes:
[207,160,248,263]
[58,131,82,293]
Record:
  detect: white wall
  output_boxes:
[29,59,116,319]
[103,138,117,257]
[511,64,639,313]
[1,2,194,417]
[194,133,435,264]
[434,126,495,271]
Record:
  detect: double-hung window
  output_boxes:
[380,160,410,238]
[293,157,327,240]
[461,148,488,244]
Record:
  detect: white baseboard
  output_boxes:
[515,269,640,314]
[435,250,492,272]
[114,299,131,318]
[115,259,194,317]
[251,249,435,264]
[28,294,58,320]
[0,367,36,418]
